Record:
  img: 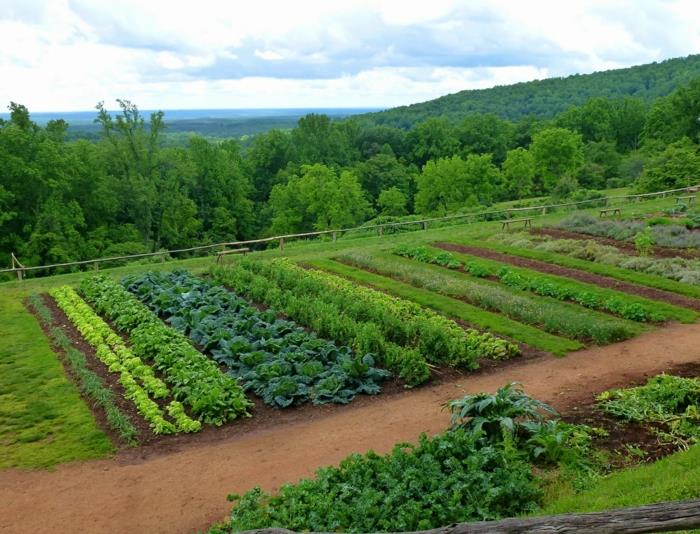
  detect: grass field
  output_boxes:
[0,291,113,468]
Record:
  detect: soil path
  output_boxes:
[3,324,700,534]
[435,242,700,312]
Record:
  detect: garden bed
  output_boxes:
[533,227,700,260]
[435,242,700,312]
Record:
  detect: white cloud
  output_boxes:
[0,0,698,111]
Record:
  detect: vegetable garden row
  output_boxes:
[39,256,528,440]
[35,220,700,443]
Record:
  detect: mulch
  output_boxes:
[435,242,700,312]
[532,227,700,260]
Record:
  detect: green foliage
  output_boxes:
[377,187,408,216]
[414,154,500,215]
[268,163,372,234]
[312,258,582,356]
[598,374,700,447]
[245,258,518,364]
[530,127,584,192]
[635,137,700,192]
[634,227,654,257]
[405,116,459,167]
[395,245,671,323]
[340,250,644,345]
[50,285,201,434]
[210,261,430,387]
[447,383,593,468]
[211,429,540,533]
[357,55,700,125]
[558,212,700,249]
[124,270,389,407]
[27,294,138,445]
[491,232,700,290]
[80,275,251,425]
[502,147,535,199]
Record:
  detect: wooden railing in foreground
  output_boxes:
[2,184,698,281]
[238,498,700,534]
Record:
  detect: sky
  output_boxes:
[1,0,700,112]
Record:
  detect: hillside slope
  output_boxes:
[359,54,700,127]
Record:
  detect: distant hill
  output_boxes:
[0,108,379,141]
[357,54,700,128]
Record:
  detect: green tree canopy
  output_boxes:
[530,127,584,192]
[268,164,372,234]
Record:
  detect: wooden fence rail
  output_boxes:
[237,497,700,534]
[2,184,698,280]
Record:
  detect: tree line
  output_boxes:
[1,76,699,269]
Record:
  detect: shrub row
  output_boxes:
[124,270,390,408]
[492,232,700,286]
[558,213,700,249]
[80,275,251,425]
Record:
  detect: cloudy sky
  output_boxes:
[1,0,699,111]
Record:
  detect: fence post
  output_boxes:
[93,261,99,272]
[422,221,428,230]
[279,237,285,251]
[378,226,384,236]
[332,231,337,242]
[541,207,547,216]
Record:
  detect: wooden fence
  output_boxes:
[2,184,698,281]
[237,497,700,534]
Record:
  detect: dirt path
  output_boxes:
[436,242,700,312]
[3,323,700,534]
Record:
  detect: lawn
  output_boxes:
[0,290,113,468]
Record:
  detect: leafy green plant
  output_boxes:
[80,275,251,425]
[210,430,540,533]
[212,259,519,385]
[447,383,595,469]
[341,250,642,345]
[27,294,139,445]
[124,270,390,407]
[634,228,654,257]
[447,382,556,442]
[598,374,700,447]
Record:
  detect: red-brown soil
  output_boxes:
[532,227,700,260]
[3,323,700,534]
[435,242,700,312]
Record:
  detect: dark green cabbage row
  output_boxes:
[123,270,390,408]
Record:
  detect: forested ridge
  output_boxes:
[2,55,700,273]
[358,54,700,127]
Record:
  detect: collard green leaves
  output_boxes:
[123,270,390,408]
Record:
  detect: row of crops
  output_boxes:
[209,259,519,385]
[124,270,391,407]
[44,257,524,438]
[394,245,695,323]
